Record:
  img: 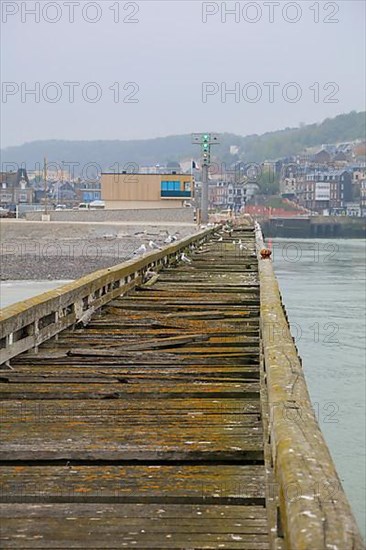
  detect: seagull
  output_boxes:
[77,306,95,328]
[144,269,158,282]
[181,253,192,264]
[133,244,147,255]
[164,234,177,244]
[149,240,161,250]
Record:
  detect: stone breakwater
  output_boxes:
[1,223,196,280]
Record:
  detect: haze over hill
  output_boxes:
[1,111,365,174]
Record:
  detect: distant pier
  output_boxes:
[261,215,366,238]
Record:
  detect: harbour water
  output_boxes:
[0,280,73,309]
[1,240,365,537]
[272,238,366,538]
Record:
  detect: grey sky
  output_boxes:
[1,0,365,148]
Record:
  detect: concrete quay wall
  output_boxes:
[261,216,366,238]
[25,208,195,224]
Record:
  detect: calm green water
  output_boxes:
[272,238,366,538]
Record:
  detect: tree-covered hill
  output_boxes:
[1,111,365,173]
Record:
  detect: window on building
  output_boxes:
[161,180,181,192]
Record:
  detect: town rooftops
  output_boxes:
[101,172,191,176]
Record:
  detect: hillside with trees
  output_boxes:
[1,111,365,173]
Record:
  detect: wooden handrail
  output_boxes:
[0,227,217,364]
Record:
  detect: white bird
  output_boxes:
[133,244,147,255]
[181,253,192,264]
[144,269,158,282]
[218,236,223,242]
[164,234,177,244]
[77,306,95,328]
[149,240,161,250]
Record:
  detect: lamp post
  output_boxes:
[44,157,48,215]
[192,133,219,223]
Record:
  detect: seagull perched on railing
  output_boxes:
[149,240,161,250]
[164,234,177,244]
[181,253,192,264]
[77,306,95,328]
[133,244,147,255]
[143,268,158,282]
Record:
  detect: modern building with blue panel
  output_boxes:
[101,172,193,209]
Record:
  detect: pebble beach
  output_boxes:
[0,225,197,281]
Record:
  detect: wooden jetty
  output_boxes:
[0,225,363,549]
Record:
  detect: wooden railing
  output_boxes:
[0,227,216,365]
[256,226,364,549]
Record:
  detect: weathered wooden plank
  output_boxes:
[0,375,260,386]
[0,464,265,502]
[0,389,260,402]
[11,352,260,366]
[0,504,270,549]
[0,397,261,415]
[0,411,262,429]
[66,334,211,352]
[0,366,260,379]
[0,502,268,519]
[63,344,259,356]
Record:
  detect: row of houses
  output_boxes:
[0,169,33,205]
[2,140,365,215]
[280,168,366,216]
[277,141,366,216]
[0,169,102,209]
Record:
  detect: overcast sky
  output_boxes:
[1,0,365,147]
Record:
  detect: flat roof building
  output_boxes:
[101,172,194,209]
